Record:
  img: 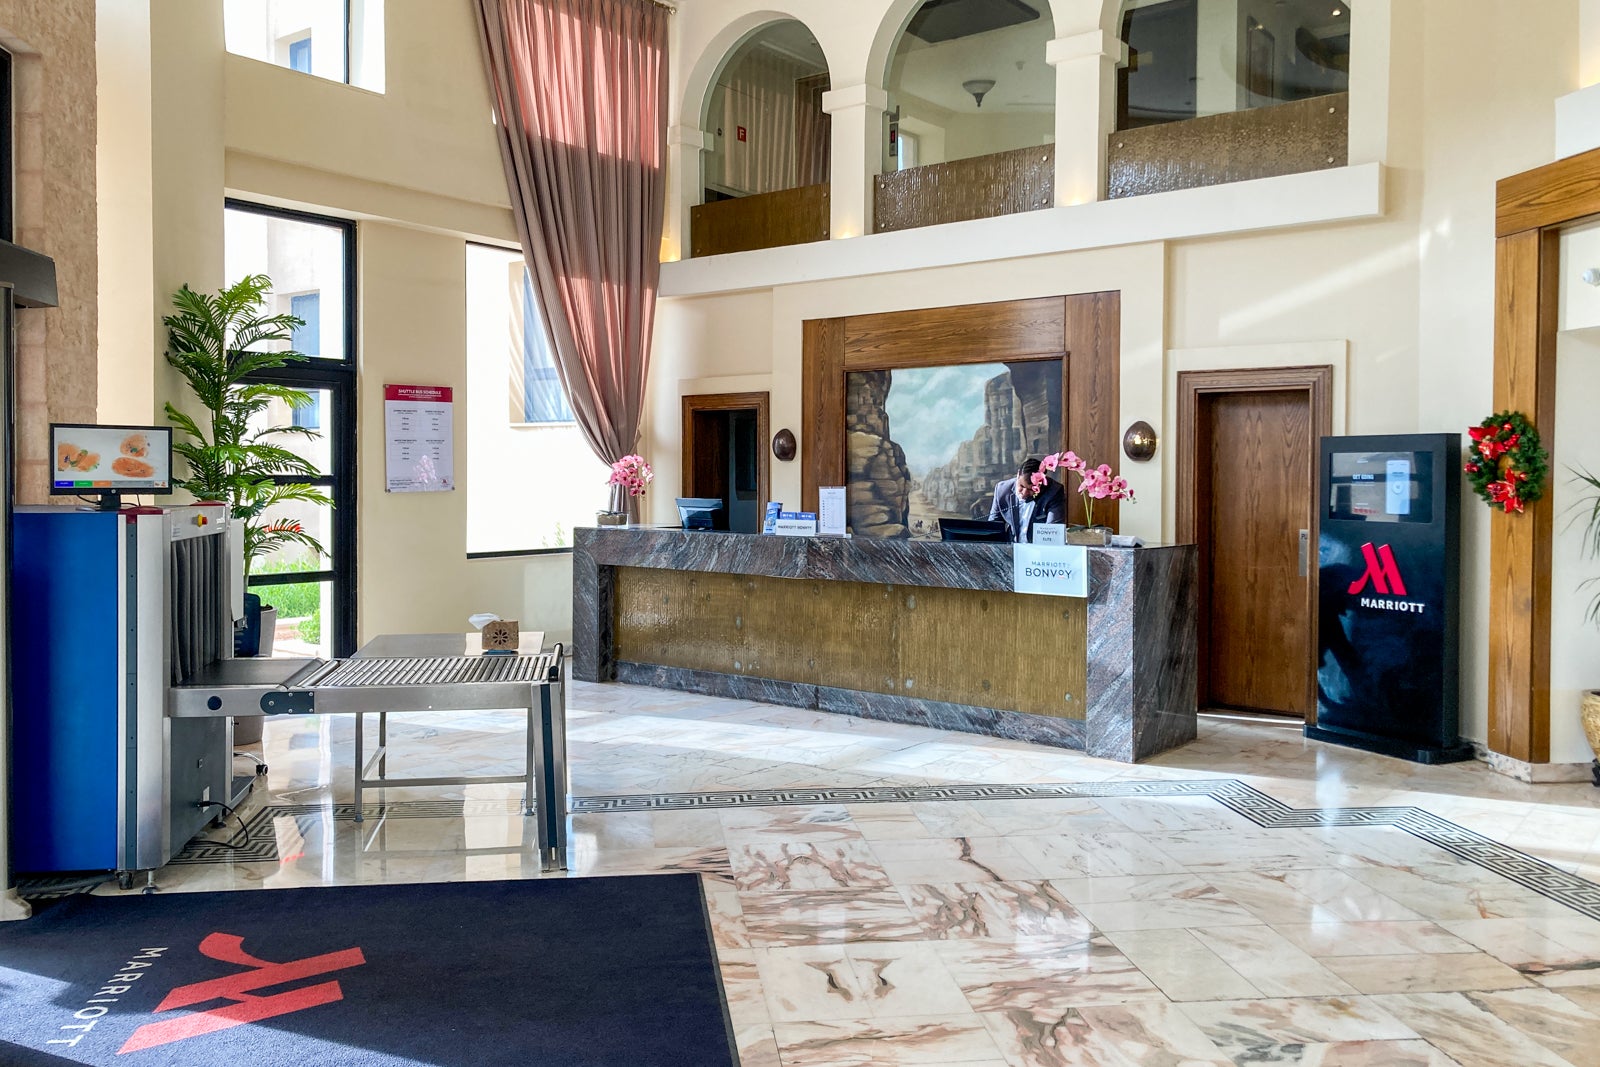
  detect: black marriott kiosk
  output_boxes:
[1309,433,1474,763]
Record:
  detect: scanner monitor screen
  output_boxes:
[50,424,173,496]
[676,497,725,531]
[939,518,1009,543]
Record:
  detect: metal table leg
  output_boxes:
[530,668,568,872]
[354,709,365,822]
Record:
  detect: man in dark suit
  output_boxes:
[989,457,1067,543]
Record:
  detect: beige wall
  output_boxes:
[2,0,98,502]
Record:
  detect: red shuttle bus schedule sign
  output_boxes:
[384,384,454,493]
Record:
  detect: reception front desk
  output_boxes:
[573,527,1198,763]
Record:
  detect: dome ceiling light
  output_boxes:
[963,78,996,108]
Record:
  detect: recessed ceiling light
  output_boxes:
[1332,6,1343,14]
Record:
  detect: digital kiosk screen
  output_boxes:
[1326,451,1433,524]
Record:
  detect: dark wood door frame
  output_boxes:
[1176,365,1333,720]
[680,391,771,510]
[1488,149,1600,763]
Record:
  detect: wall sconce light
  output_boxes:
[1122,420,1158,462]
[1583,268,1600,286]
[962,79,996,108]
[772,428,797,462]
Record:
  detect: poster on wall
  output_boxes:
[385,384,454,493]
[846,360,1063,540]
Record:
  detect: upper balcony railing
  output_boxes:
[688,184,831,258]
[1108,93,1349,200]
[873,144,1055,234]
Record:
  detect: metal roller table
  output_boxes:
[168,635,568,870]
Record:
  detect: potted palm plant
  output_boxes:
[1576,468,1600,781]
[163,274,331,659]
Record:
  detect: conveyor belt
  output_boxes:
[317,653,559,688]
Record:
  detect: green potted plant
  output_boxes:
[163,274,331,657]
[1575,467,1600,778]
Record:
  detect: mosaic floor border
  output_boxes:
[140,778,1600,923]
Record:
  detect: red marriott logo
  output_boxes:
[1347,542,1407,597]
[118,933,365,1054]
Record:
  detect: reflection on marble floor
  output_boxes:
[141,682,1600,1066]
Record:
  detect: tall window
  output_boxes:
[224,202,357,657]
[465,244,608,554]
[224,0,386,92]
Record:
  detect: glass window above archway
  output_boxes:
[886,0,1056,171]
[1111,0,1350,198]
[690,20,831,257]
[1119,0,1349,127]
[875,0,1057,232]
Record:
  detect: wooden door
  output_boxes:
[1202,391,1311,715]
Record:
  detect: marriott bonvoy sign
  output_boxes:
[1012,545,1089,598]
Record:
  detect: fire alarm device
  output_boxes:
[737,126,747,142]
[481,620,520,653]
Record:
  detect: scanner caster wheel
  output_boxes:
[256,764,269,776]
[116,871,133,891]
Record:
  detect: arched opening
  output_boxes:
[1112,0,1350,196]
[689,19,831,258]
[875,0,1057,231]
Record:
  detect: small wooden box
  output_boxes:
[481,620,520,652]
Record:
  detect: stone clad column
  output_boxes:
[665,124,707,260]
[822,83,889,239]
[1047,27,1121,206]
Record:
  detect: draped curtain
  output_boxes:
[474,0,668,517]
[794,73,832,188]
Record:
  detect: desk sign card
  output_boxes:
[762,501,783,534]
[775,511,818,536]
[1032,523,1066,546]
[818,486,847,536]
[384,384,454,493]
[1013,544,1088,598]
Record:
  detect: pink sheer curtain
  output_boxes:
[474,0,669,519]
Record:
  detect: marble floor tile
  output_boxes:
[1073,1001,1234,1067]
[899,881,1095,943]
[1090,793,1261,833]
[1005,832,1190,879]
[1442,917,1600,985]
[1101,928,1262,1002]
[1346,864,1580,923]
[771,1016,1004,1066]
[1064,891,1262,933]
[1204,868,1422,924]
[1138,829,1341,872]
[1374,992,1579,1067]
[755,942,970,1022]
[1463,988,1600,1067]
[848,803,936,841]
[1317,952,1532,994]
[740,888,927,947]
[1270,920,1478,958]
[1188,925,1358,998]
[1177,996,1420,1059]
[936,936,1166,1012]
[728,839,891,891]
[977,1007,1143,1067]
[721,805,862,844]
[869,837,1044,884]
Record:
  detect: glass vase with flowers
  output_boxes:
[600,453,654,526]
[1035,451,1135,545]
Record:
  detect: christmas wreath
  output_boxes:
[1463,411,1548,514]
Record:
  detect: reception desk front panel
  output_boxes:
[614,569,1089,722]
[574,528,1197,762]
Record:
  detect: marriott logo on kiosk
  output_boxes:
[1348,542,1425,614]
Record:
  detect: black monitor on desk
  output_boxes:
[938,518,1010,543]
[676,497,726,531]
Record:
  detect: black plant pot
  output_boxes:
[236,591,264,657]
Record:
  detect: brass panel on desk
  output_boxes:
[613,568,1087,720]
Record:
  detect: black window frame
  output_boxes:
[225,198,358,658]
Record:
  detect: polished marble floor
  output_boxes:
[127,683,1600,1066]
